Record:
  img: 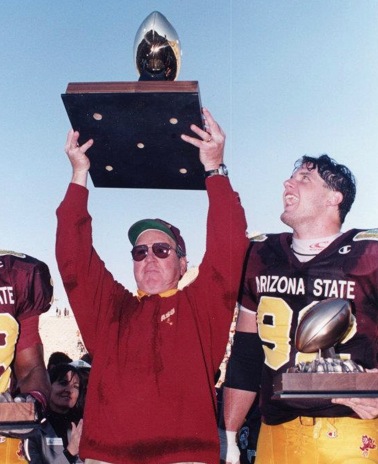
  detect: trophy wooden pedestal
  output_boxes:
[0,403,36,429]
[273,372,378,398]
[62,81,204,190]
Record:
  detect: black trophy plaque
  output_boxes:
[61,81,205,190]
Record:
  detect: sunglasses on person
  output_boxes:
[131,242,179,262]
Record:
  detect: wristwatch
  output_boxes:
[204,163,228,178]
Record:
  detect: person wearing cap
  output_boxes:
[55,108,249,464]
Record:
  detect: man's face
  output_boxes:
[132,229,187,294]
[280,165,335,232]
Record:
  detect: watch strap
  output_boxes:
[204,164,228,178]
[204,168,220,178]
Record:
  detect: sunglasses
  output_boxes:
[131,242,176,262]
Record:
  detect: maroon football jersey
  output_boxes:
[239,228,378,424]
[0,251,53,392]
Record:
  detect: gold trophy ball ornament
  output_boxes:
[273,298,378,398]
[62,11,204,190]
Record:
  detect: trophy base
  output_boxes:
[0,403,36,428]
[62,81,205,190]
[273,372,378,398]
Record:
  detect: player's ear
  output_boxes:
[327,191,343,207]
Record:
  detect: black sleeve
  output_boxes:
[224,331,264,392]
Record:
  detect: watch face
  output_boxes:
[220,164,228,175]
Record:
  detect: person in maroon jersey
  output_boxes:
[55,108,249,464]
[219,154,378,464]
[0,251,53,463]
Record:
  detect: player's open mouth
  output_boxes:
[284,193,298,206]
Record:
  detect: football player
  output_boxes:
[219,155,378,464]
[0,250,53,463]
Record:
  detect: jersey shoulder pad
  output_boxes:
[0,250,27,258]
[249,233,268,243]
[0,252,53,318]
[352,228,378,242]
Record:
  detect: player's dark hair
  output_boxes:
[294,154,356,224]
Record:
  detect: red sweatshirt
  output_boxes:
[56,176,248,464]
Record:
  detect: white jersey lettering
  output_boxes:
[257,275,356,299]
[313,278,355,299]
[0,287,14,305]
[256,276,305,295]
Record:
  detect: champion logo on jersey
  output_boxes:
[353,229,378,242]
[338,245,352,255]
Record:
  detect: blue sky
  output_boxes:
[0,1,377,311]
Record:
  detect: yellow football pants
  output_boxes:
[255,416,378,464]
[0,437,27,463]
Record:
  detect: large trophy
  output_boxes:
[62,11,204,190]
[273,298,378,398]
[0,396,41,435]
